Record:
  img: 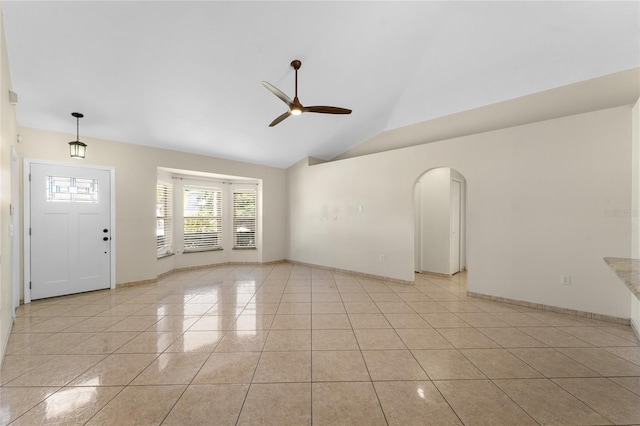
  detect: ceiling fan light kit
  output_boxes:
[262,59,352,127]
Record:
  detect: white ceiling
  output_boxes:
[3,1,639,168]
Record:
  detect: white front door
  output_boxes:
[30,163,112,300]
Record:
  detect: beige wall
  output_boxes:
[0,8,17,362]
[288,106,633,318]
[16,127,287,294]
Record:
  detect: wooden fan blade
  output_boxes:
[269,111,291,127]
[262,81,293,106]
[304,106,352,114]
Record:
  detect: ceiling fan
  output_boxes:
[262,59,352,127]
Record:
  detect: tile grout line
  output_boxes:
[232,264,294,425]
[487,377,542,426]
[348,277,389,425]
[550,377,624,424]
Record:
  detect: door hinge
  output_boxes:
[28,173,31,182]
[29,281,31,290]
[29,227,31,236]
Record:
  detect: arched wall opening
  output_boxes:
[413,167,467,276]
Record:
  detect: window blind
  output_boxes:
[184,187,222,252]
[156,181,173,257]
[233,189,256,249]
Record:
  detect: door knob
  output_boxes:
[103,237,109,241]
[103,229,108,233]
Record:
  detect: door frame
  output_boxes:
[413,180,422,273]
[450,178,462,275]
[11,146,20,311]
[23,159,116,303]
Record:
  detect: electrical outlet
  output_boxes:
[561,275,571,285]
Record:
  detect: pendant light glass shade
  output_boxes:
[69,140,87,158]
[69,112,86,158]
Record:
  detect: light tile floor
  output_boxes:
[1,263,640,425]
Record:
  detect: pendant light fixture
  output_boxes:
[68,112,87,158]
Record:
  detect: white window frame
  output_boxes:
[232,188,257,249]
[156,176,173,258]
[183,185,223,252]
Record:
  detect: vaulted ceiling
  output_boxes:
[3,1,639,168]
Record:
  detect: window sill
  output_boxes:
[183,248,224,254]
[157,252,175,259]
[233,247,257,250]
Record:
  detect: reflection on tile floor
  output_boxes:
[1,263,640,425]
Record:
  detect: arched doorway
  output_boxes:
[414,167,467,275]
